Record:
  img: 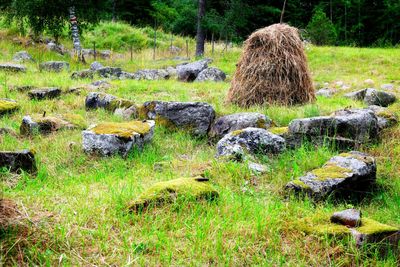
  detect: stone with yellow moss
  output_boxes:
[82,120,155,156]
[286,151,376,200]
[20,114,86,135]
[128,177,219,212]
[367,105,398,129]
[140,101,215,137]
[85,92,137,119]
[0,99,19,115]
[209,112,271,141]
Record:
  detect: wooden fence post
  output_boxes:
[186,40,189,58]
[93,42,96,61]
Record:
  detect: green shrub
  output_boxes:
[306,8,337,46]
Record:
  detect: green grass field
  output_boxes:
[1,33,400,265]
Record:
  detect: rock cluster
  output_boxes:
[345,88,396,107]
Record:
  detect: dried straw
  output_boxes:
[227,23,315,107]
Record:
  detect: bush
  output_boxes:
[306,8,337,46]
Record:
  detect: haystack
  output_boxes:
[227,24,315,107]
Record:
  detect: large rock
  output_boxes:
[96,67,122,78]
[140,101,215,136]
[90,61,103,71]
[288,108,379,146]
[28,87,61,100]
[209,112,272,140]
[195,67,226,82]
[120,69,170,80]
[71,70,94,80]
[0,150,36,173]
[364,88,396,107]
[82,120,155,156]
[39,61,69,72]
[0,99,19,115]
[285,151,376,200]
[345,88,396,107]
[330,209,361,227]
[20,115,84,135]
[176,59,209,82]
[216,127,286,160]
[0,63,26,72]
[12,51,34,62]
[128,177,219,212]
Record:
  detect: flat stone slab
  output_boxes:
[288,108,379,145]
[331,209,362,227]
[0,150,36,173]
[0,63,26,72]
[120,69,170,80]
[20,115,84,135]
[13,51,34,62]
[286,151,376,200]
[195,67,226,82]
[39,61,69,72]
[140,101,215,137]
[0,99,19,115]
[128,177,219,212]
[28,87,61,100]
[216,127,286,160]
[209,112,272,141]
[82,120,155,156]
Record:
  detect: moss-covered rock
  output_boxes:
[20,114,86,135]
[82,120,155,156]
[268,127,289,135]
[0,99,19,115]
[286,151,376,200]
[85,92,137,119]
[128,177,219,212]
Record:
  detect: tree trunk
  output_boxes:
[69,6,82,59]
[195,0,206,57]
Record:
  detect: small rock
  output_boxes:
[40,61,69,72]
[248,162,269,174]
[331,209,362,227]
[71,70,94,80]
[82,120,155,156]
[46,42,66,55]
[0,63,26,72]
[140,101,215,137]
[90,61,103,71]
[381,84,394,90]
[121,69,170,80]
[364,79,374,86]
[91,80,111,89]
[0,99,19,115]
[195,67,226,82]
[96,67,122,78]
[20,115,79,135]
[99,50,111,59]
[12,51,34,62]
[286,151,376,200]
[0,150,36,173]
[28,87,61,100]
[85,92,136,115]
[364,88,396,107]
[216,128,286,160]
[209,112,272,141]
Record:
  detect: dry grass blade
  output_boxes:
[227,23,315,107]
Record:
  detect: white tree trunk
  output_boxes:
[69,6,82,58]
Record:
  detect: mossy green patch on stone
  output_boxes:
[311,164,352,181]
[291,179,311,189]
[231,129,244,136]
[338,152,375,164]
[376,109,398,120]
[256,118,268,129]
[62,114,88,129]
[0,99,19,114]
[91,121,151,139]
[269,127,288,135]
[128,177,219,212]
[357,218,399,235]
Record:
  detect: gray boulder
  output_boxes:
[12,51,34,62]
[128,69,170,80]
[90,61,103,71]
[176,59,209,82]
[285,151,376,200]
[85,92,135,113]
[28,87,61,100]
[96,67,122,78]
[209,112,272,140]
[367,105,398,129]
[216,127,286,160]
[288,108,379,146]
[364,88,396,107]
[195,67,226,82]
[344,89,368,101]
[20,115,78,135]
[82,120,155,156]
[40,61,69,72]
[0,150,36,173]
[71,70,94,80]
[0,63,26,72]
[331,209,362,227]
[140,101,215,136]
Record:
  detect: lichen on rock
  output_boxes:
[128,177,219,212]
[0,99,19,115]
[91,121,152,139]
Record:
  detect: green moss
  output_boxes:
[62,114,88,129]
[376,110,398,120]
[91,121,151,139]
[256,118,268,129]
[231,129,244,136]
[338,152,375,164]
[137,102,156,120]
[311,164,352,181]
[108,98,136,112]
[155,115,176,129]
[291,179,311,189]
[0,99,19,114]
[357,218,399,235]
[128,177,219,212]
[269,127,288,135]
